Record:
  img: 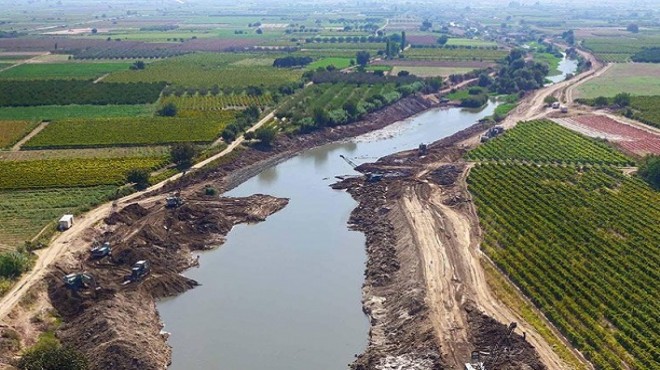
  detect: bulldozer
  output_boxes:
[123,260,150,284]
[90,241,111,259]
[418,143,428,156]
[166,193,184,208]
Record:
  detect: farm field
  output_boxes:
[308,57,353,70]
[0,157,166,189]
[582,35,660,62]
[104,53,303,88]
[0,80,165,107]
[575,63,660,99]
[0,120,37,148]
[403,47,508,62]
[629,95,660,129]
[0,146,170,161]
[0,186,117,249]
[468,163,660,370]
[390,66,475,77]
[466,120,631,165]
[0,62,132,80]
[160,94,274,111]
[24,115,234,149]
[553,115,660,156]
[0,104,155,121]
[445,38,498,47]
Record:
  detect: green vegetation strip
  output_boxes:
[0,62,132,80]
[24,117,232,149]
[0,186,116,248]
[0,157,165,190]
[0,104,155,121]
[468,163,660,369]
[466,120,631,165]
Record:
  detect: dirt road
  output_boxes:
[0,112,274,322]
[11,121,49,151]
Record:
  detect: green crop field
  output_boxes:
[0,62,132,80]
[403,48,508,62]
[160,94,273,111]
[0,186,116,249]
[629,96,660,129]
[0,146,170,161]
[0,157,166,190]
[468,163,660,370]
[583,35,660,62]
[24,114,234,149]
[576,63,660,99]
[308,57,353,70]
[0,120,37,148]
[0,104,155,121]
[104,53,303,88]
[466,120,631,165]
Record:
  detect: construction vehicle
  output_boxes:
[418,143,428,156]
[480,126,504,143]
[551,101,561,109]
[166,193,184,208]
[560,105,569,113]
[63,272,97,292]
[90,241,111,259]
[124,260,150,284]
[464,351,486,370]
[339,155,383,182]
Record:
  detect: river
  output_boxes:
[546,54,579,84]
[158,101,499,370]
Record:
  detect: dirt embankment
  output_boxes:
[333,122,547,370]
[46,194,288,370]
[0,93,442,370]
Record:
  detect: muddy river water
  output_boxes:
[546,54,579,84]
[158,101,498,370]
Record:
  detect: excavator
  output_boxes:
[339,155,383,182]
[63,272,98,296]
[123,260,150,285]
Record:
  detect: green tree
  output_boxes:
[254,126,277,146]
[437,35,448,45]
[400,31,406,51]
[594,96,609,107]
[0,252,30,279]
[613,92,631,107]
[343,100,358,118]
[356,51,370,67]
[170,143,197,169]
[626,24,639,33]
[638,155,660,189]
[18,340,88,370]
[544,95,558,105]
[157,102,177,117]
[126,168,150,190]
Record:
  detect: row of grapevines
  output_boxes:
[160,94,273,110]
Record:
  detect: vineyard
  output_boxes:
[468,163,660,370]
[0,186,116,248]
[630,96,660,129]
[582,36,660,62]
[466,120,632,165]
[0,80,165,107]
[160,94,274,111]
[72,47,190,60]
[0,120,36,148]
[24,115,234,149]
[104,53,303,88]
[0,104,155,121]
[0,157,166,189]
[403,47,508,62]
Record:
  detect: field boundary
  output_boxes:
[11,121,49,151]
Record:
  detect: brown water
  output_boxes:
[158,101,498,370]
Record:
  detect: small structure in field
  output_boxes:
[58,214,74,231]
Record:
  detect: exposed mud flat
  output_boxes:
[333,122,546,370]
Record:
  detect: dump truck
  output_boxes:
[480,126,504,143]
[90,242,111,259]
[560,105,568,113]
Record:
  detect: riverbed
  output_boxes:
[547,54,579,84]
[158,101,498,370]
